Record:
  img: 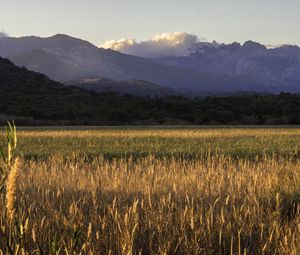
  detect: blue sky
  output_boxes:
[1,0,299,46]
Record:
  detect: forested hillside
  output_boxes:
[0,57,300,125]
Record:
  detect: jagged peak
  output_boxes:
[278,44,299,50]
[242,40,266,50]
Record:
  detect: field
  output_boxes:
[1,127,300,254]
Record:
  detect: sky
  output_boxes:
[1,0,300,46]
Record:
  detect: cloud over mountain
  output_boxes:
[100,32,201,58]
[0,32,8,38]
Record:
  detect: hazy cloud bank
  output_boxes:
[100,32,202,58]
[0,31,8,38]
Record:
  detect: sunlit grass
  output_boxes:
[0,127,300,254]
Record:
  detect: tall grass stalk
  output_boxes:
[6,158,19,221]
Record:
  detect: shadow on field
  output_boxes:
[19,150,300,163]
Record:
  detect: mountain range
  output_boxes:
[1,34,300,94]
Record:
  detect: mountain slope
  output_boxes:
[69,77,176,96]
[0,57,102,122]
[0,34,191,86]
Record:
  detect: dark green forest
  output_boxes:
[0,57,300,125]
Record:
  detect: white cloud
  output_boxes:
[101,38,137,52]
[100,32,202,58]
[0,31,8,38]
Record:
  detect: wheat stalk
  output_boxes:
[6,158,20,221]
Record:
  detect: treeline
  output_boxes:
[0,57,300,125]
[1,92,300,125]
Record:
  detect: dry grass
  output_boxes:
[5,158,20,221]
[0,154,299,254]
[0,128,300,254]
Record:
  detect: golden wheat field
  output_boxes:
[1,127,300,254]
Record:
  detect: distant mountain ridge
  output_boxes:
[1,34,300,94]
[155,40,300,93]
[69,77,176,96]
